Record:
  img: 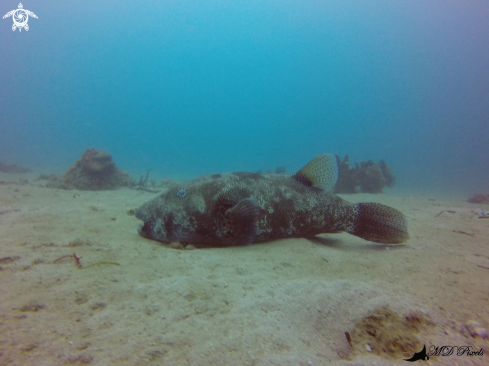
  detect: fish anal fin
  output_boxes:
[292,154,338,191]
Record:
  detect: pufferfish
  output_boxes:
[135,154,408,247]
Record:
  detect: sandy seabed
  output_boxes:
[1,172,488,366]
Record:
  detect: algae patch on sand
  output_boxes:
[345,306,435,360]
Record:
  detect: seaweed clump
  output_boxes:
[128,169,162,193]
[334,155,396,194]
[46,148,132,190]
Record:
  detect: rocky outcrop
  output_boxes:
[46,148,132,190]
[334,155,396,194]
[0,162,30,173]
[467,194,489,204]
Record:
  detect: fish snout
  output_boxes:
[137,220,170,243]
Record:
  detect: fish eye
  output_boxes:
[176,188,187,198]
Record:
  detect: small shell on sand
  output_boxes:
[461,320,488,339]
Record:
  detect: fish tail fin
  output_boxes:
[347,202,409,244]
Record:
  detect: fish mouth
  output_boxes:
[137,222,170,243]
[137,223,152,239]
[137,224,147,237]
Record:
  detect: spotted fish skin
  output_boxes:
[136,155,409,247]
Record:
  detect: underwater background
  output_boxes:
[1,0,488,194]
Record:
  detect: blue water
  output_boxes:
[1,0,488,195]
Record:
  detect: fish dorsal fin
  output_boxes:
[225,197,259,245]
[292,154,338,191]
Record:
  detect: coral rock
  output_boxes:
[467,194,489,204]
[46,148,132,190]
[0,161,31,173]
[334,155,396,194]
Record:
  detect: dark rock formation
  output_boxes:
[334,155,396,194]
[467,194,489,204]
[275,166,287,175]
[335,155,360,193]
[0,162,31,173]
[46,148,132,190]
[358,161,386,194]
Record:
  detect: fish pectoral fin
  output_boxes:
[292,154,338,191]
[225,197,259,244]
